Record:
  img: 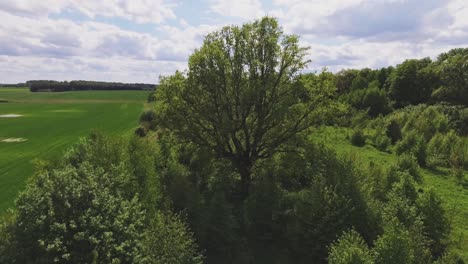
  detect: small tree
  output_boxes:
[14,164,146,263]
[328,230,373,264]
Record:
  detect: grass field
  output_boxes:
[310,126,468,260]
[0,88,149,213]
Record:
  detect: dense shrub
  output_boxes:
[140,211,203,264]
[342,81,392,117]
[350,129,366,147]
[135,126,148,137]
[395,154,422,183]
[367,118,392,151]
[395,105,449,141]
[427,131,467,169]
[328,230,373,264]
[395,131,427,166]
[417,190,450,258]
[386,119,402,144]
[13,164,146,263]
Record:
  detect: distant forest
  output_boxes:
[27,80,156,92]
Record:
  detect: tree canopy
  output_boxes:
[154,17,338,200]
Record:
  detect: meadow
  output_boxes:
[0,88,149,213]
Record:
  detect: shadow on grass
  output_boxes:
[425,166,451,178]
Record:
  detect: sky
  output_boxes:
[0,0,467,84]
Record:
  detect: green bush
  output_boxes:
[13,164,146,263]
[374,133,391,151]
[342,81,392,117]
[395,154,422,183]
[417,190,450,258]
[135,126,148,137]
[395,131,427,166]
[328,230,373,264]
[140,211,203,264]
[427,131,467,169]
[350,129,366,147]
[386,119,402,144]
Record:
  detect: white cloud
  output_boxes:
[0,0,177,24]
[0,0,467,83]
[209,0,264,19]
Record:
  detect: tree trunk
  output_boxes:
[239,165,251,202]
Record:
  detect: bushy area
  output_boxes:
[0,133,203,263]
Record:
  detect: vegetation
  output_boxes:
[28,80,155,92]
[1,17,467,263]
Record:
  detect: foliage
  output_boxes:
[373,220,417,264]
[395,131,427,166]
[395,154,422,183]
[328,230,373,264]
[139,110,157,131]
[13,164,146,263]
[140,211,204,264]
[350,129,366,147]
[28,80,155,92]
[432,48,468,106]
[394,105,450,142]
[427,131,467,169]
[417,190,450,258]
[388,58,439,108]
[153,17,339,200]
[342,81,392,117]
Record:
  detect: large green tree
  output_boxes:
[432,48,468,105]
[388,58,439,108]
[154,17,337,200]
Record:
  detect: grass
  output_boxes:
[310,126,468,261]
[0,88,149,213]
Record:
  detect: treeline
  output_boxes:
[0,83,26,87]
[334,47,468,117]
[27,80,156,92]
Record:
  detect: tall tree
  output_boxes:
[388,58,439,108]
[432,48,468,105]
[154,17,337,201]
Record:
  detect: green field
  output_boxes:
[0,88,149,213]
[310,126,468,260]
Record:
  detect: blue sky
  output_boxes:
[0,0,467,83]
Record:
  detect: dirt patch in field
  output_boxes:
[0,114,23,118]
[1,138,27,143]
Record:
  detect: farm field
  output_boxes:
[310,126,468,260]
[0,88,149,213]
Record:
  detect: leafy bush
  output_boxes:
[395,154,422,183]
[395,131,427,166]
[386,119,402,144]
[135,126,148,137]
[328,230,373,264]
[350,129,366,147]
[417,190,450,258]
[342,81,392,117]
[140,211,204,264]
[375,134,391,151]
[427,131,467,170]
[13,164,146,263]
[139,110,157,130]
[398,105,449,141]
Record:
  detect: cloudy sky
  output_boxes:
[0,0,467,83]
